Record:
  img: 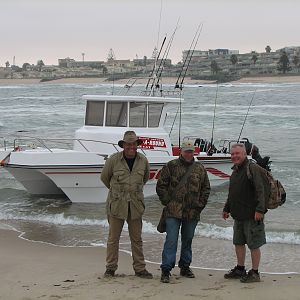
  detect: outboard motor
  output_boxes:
[241,138,271,171]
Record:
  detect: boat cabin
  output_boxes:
[74,95,181,157]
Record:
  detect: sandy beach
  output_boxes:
[0,228,299,300]
[1,75,300,86]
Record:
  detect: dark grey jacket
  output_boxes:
[223,158,266,220]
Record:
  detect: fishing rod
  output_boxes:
[208,84,219,155]
[146,0,163,92]
[178,90,183,148]
[179,23,203,89]
[145,36,166,91]
[151,19,180,92]
[174,24,201,90]
[156,0,163,51]
[174,25,202,150]
[237,89,257,142]
[169,106,180,136]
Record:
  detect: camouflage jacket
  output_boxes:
[101,151,150,220]
[156,156,211,221]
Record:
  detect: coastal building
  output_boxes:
[276,46,300,55]
[182,46,300,77]
[182,49,239,65]
[58,58,104,69]
[133,58,172,67]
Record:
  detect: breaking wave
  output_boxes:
[1,210,300,246]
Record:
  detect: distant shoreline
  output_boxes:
[1,75,300,86]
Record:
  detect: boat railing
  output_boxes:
[182,136,243,154]
[5,135,172,157]
[10,136,118,153]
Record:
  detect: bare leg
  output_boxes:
[235,245,246,266]
[250,248,261,270]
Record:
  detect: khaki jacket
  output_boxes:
[101,151,150,220]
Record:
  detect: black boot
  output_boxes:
[160,270,170,283]
[180,267,195,278]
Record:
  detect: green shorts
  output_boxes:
[233,219,266,250]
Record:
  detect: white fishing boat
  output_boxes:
[0,91,254,203]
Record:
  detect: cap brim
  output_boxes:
[181,147,195,152]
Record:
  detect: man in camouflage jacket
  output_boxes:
[156,140,211,283]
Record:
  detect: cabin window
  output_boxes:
[106,102,127,127]
[85,101,104,126]
[129,102,147,127]
[148,103,163,127]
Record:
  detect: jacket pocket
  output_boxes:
[113,170,126,182]
[189,173,200,192]
[108,190,123,216]
[135,169,145,184]
[132,191,145,215]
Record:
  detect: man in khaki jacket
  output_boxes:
[101,131,152,279]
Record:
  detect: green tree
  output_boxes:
[277,51,291,74]
[102,65,108,75]
[210,60,221,74]
[37,60,45,72]
[143,56,147,66]
[230,54,238,66]
[251,53,258,65]
[292,55,300,73]
[5,61,10,68]
[265,45,271,53]
[22,63,30,71]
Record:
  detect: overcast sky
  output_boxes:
[1,0,299,66]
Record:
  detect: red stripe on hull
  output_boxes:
[206,167,230,178]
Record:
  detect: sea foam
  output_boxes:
[1,211,300,245]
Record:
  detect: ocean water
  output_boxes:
[0,81,300,273]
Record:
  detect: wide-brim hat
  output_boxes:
[118,131,143,148]
[180,140,195,152]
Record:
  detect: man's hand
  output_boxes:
[254,212,264,221]
[222,211,230,220]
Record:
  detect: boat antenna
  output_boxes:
[174,23,202,90]
[156,0,163,50]
[208,84,219,155]
[237,89,257,142]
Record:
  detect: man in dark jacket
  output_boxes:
[223,143,266,283]
[156,140,211,283]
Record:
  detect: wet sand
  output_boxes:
[1,228,299,300]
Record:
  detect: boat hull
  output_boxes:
[3,158,232,203]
